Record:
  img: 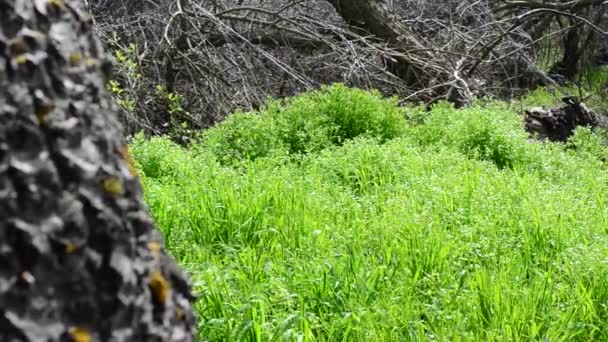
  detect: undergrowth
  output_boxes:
[202,84,405,166]
[513,66,608,114]
[130,83,608,341]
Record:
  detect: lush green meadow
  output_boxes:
[130,84,608,341]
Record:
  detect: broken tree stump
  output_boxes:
[524,96,602,142]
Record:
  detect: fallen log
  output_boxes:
[524,96,603,142]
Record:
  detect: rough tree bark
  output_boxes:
[0,1,195,341]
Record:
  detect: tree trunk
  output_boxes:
[325,0,471,103]
[0,1,196,341]
[326,0,427,86]
[550,21,582,80]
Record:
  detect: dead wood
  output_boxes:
[525,96,604,142]
[85,0,608,137]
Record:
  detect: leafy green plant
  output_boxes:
[106,33,141,114]
[155,84,186,115]
[203,107,288,166]
[567,126,608,162]
[154,84,195,144]
[107,79,135,112]
[201,83,406,165]
[412,101,533,169]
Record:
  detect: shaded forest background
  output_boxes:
[85,0,608,139]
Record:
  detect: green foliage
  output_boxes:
[513,67,608,114]
[204,108,288,166]
[107,79,135,112]
[154,84,195,144]
[155,85,186,115]
[567,126,608,162]
[410,101,533,169]
[114,44,139,73]
[201,84,406,165]
[106,34,141,113]
[128,132,212,181]
[131,88,608,341]
[576,66,608,114]
[516,86,561,108]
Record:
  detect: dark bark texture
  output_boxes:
[0,1,195,341]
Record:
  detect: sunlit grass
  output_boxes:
[130,84,608,341]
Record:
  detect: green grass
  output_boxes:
[130,84,608,341]
[510,66,608,114]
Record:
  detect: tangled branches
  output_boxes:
[85,0,608,136]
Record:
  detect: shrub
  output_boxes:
[308,83,405,143]
[413,101,533,169]
[203,106,287,166]
[200,84,406,165]
[130,132,219,180]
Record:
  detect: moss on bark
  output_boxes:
[0,1,196,340]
